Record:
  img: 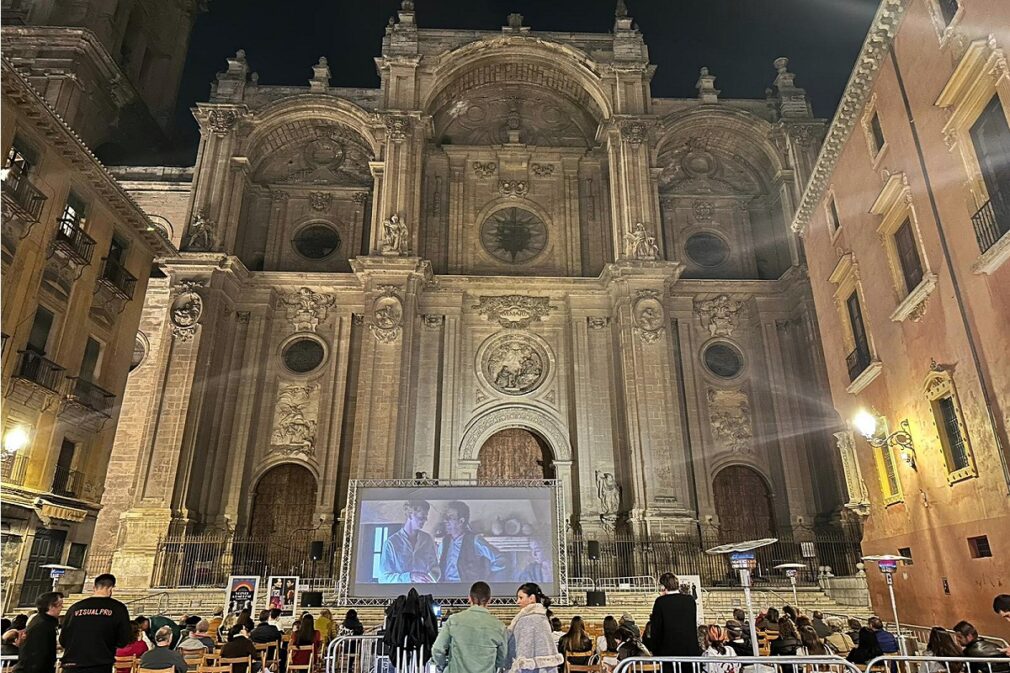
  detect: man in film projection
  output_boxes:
[378,500,440,583]
[438,501,505,583]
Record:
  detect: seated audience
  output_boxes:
[868,617,899,655]
[220,625,259,673]
[558,616,593,665]
[762,608,782,634]
[339,609,364,637]
[812,612,831,639]
[249,611,282,644]
[289,613,321,666]
[919,627,963,673]
[702,625,740,673]
[724,620,750,657]
[952,621,1010,673]
[177,619,215,652]
[845,618,862,645]
[115,622,150,671]
[598,616,619,654]
[824,618,854,656]
[1,615,28,656]
[770,618,801,656]
[619,613,641,639]
[847,627,883,665]
[139,626,188,673]
[550,617,565,644]
[228,609,255,641]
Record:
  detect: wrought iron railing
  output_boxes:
[53,215,96,266]
[50,464,104,502]
[1,168,46,220]
[97,257,137,300]
[972,198,1010,253]
[846,345,871,382]
[14,349,65,393]
[0,452,30,487]
[65,376,115,416]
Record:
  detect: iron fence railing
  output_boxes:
[14,349,65,393]
[1,168,46,221]
[846,344,871,382]
[972,198,1010,253]
[65,376,115,416]
[53,215,96,266]
[97,257,137,300]
[50,464,104,502]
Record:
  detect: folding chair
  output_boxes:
[180,647,207,671]
[115,655,139,673]
[255,640,281,671]
[201,652,221,667]
[138,668,175,673]
[219,655,252,673]
[196,666,232,673]
[565,649,599,673]
[286,644,315,673]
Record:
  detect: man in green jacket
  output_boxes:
[431,581,507,673]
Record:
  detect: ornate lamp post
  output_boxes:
[853,410,917,469]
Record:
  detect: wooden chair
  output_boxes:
[219,655,252,673]
[180,648,207,671]
[254,640,281,671]
[201,652,221,667]
[196,666,232,673]
[138,668,175,673]
[635,664,662,673]
[564,649,599,673]
[286,645,315,673]
[115,655,139,673]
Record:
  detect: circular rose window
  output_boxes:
[480,207,547,264]
[703,342,744,379]
[293,224,341,259]
[481,333,549,395]
[685,232,729,267]
[282,337,326,374]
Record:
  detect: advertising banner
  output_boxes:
[225,575,260,615]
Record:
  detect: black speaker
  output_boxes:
[302,591,323,607]
[586,590,607,607]
[587,540,600,560]
[310,540,324,561]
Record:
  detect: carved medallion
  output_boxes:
[170,282,204,342]
[281,287,335,333]
[309,191,332,212]
[472,295,552,329]
[620,120,649,144]
[693,200,715,222]
[695,294,744,337]
[207,108,239,134]
[632,290,665,344]
[481,333,548,396]
[498,179,529,199]
[370,286,403,344]
[531,163,555,177]
[384,115,411,142]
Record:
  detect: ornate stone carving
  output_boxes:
[183,209,217,251]
[384,115,412,142]
[587,316,609,329]
[531,163,555,177]
[481,333,548,396]
[619,119,649,144]
[309,191,332,212]
[498,179,529,199]
[693,200,715,222]
[472,161,497,177]
[280,287,335,333]
[624,222,659,260]
[596,471,621,515]
[460,406,571,462]
[834,430,870,517]
[632,290,665,344]
[351,191,369,205]
[207,108,239,134]
[170,283,204,342]
[380,213,410,255]
[423,314,443,329]
[707,388,753,453]
[472,295,552,329]
[270,383,319,454]
[695,294,744,337]
[370,286,403,344]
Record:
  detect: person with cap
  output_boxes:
[724,620,750,657]
[619,613,641,639]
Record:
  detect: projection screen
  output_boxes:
[346,484,559,599]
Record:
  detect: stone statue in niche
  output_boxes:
[485,337,545,395]
[624,222,659,260]
[183,210,216,251]
[596,471,621,514]
[380,213,409,255]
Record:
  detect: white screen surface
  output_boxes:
[350,485,557,599]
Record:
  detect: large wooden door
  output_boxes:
[20,528,66,607]
[712,466,775,542]
[477,428,552,480]
[249,464,317,538]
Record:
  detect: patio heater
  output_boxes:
[862,554,911,656]
[774,562,806,608]
[40,563,78,592]
[706,538,777,657]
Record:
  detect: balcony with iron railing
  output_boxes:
[13,350,65,393]
[1,168,46,221]
[971,197,1010,253]
[52,216,96,266]
[64,377,115,417]
[50,464,104,502]
[96,257,137,301]
[0,453,29,488]
[846,344,872,383]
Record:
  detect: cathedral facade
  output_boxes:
[93,4,846,587]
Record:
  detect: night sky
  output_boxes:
[166,0,880,161]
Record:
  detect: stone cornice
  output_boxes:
[790,0,908,236]
[1,58,176,257]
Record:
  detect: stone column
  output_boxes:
[186,104,247,253]
[604,262,695,536]
[438,311,463,478]
[605,120,662,262]
[834,430,871,518]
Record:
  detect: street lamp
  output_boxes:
[853,410,917,469]
[706,538,777,657]
[774,562,806,608]
[863,554,911,656]
[2,426,30,454]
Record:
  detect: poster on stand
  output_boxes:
[677,574,705,624]
[266,576,299,617]
[225,575,260,616]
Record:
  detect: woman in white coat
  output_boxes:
[507,583,565,673]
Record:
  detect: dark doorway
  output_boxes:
[477,428,554,480]
[712,465,775,542]
[20,528,66,607]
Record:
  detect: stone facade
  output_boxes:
[93,4,846,587]
[0,60,173,610]
[793,0,1010,634]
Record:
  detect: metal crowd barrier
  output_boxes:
[597,575,659,591]
[864,656,1010,673]
[614,655,861,673]
[884,624,1010,651]
[325,634,431,673]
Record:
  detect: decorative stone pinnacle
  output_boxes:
[616,0,629,18]
[774,56,789,74]
[696,66,720,103]
[401,0,414,10]
[507,13,523,30]
[310,56,331,91]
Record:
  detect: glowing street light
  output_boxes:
[863,554,911,656]
[852,410,917,469]
[2,426,30,454]
[853,409,878,439]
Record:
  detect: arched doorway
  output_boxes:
[477,428,554,480]
[712,465,775,542]
[249,463,318,538]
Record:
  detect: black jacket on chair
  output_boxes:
[644,592,701,657]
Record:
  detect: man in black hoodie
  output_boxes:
[59,573,132,673]
[14,591,63,673]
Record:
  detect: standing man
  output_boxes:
[645,573,701,660]
[379,500,439,583]
[438,501,505,583]
[14,591,62,673]
[60,573,132,673]
[430,581,507,673]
